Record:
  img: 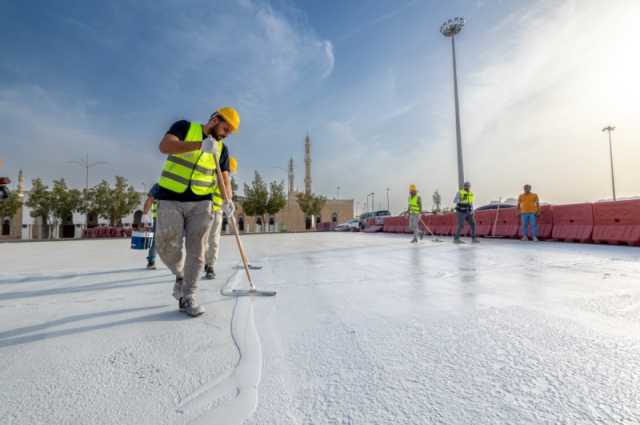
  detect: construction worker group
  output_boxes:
[407,182,541,244]
[142,107,240,317]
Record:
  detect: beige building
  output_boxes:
[224,134,354,233]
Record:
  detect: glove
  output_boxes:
[222,201,236,217]
[200,136,218,155]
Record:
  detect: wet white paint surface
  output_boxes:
[1,234,640,424]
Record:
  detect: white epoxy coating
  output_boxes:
[1,234,640,424]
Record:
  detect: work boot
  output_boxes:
[173,276,184,301]
[181,296,205,317]
[146,260,156,270]
[178,297,187,312]
[410,237,418,243]
[520,236,528,241]
[472,237,480,244]
[532,237,539,242]
[453,238,463,244]
[204,265,216,280]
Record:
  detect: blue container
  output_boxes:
[131,231,153,250]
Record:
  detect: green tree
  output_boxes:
[83,177,140,226]
[106,176,141,226]
[25,178,54,238]
[242,172,288,231]
[242,171,269,221]
[0,191,22,220]
[266,181,287,230]
[50,179,82,225]
[296,192,327,229]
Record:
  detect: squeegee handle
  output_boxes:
[212,151,256,290]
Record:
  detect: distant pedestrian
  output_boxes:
[453,181,478,243]
[407,184,423,243]
[518,184,540,241]
[142,183,160,269]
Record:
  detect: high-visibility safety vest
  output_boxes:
[158,122,223,196]
[211,185,224,213]
[151,201,158,219]
[456,189,475,211]
[408,194,421,215]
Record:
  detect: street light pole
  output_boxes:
[440,17,466,189]
[67,154,108,225]
[602,125,617,201]
[386,187,390,211]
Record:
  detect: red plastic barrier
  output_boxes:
[474,209,497,237]
[592,200,640,246]
[382,216,410,233]
[551,203,593,242]
[430,213,455,235]
[493,207,520,238]
[383,216,408,233]
[517,205,553,239]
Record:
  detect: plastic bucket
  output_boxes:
[131,231,153,250]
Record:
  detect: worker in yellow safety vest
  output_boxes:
[155,107,238,317]
[204,156,238,279]
[453,181,479,243]
[408,184,423,243]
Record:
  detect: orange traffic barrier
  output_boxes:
[493,207,519,238]
[592,200,640,246]
[551,203,593,242]
[474,209,496,237]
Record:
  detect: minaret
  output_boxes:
[18,169,25,196]
[304,133,311,195]
[288,157,294,194]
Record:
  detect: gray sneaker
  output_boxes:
[181,296,205,317]
[453,238,464,244]
[173,276,184,301]
[472,238,480,243]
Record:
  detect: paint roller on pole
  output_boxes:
[212,150,275,297]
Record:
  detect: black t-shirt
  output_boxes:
[156,120,230,202]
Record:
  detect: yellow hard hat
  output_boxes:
[229,156,238,174]
[217,107,240,132]
[409,184,417,191]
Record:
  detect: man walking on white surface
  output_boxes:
[154,107,239,317]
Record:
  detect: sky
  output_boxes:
[1,0,639,214]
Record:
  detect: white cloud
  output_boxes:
[458,0,640,204]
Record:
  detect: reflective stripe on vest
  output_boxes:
[212,186,224,212]
[151,202,158,219]
[158,122,223,195]
[408,195,421,214]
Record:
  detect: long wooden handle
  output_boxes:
[418,215,435,236]
[211,148,255,290]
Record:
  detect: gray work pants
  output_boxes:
[409,214,422,239]
[156,200,213,298]
[205,211,223,267]
[455,211,476,239]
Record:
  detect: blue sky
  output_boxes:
[1,0,639,213]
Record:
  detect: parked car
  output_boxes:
[358,210,391,229]
[335,219,360,232]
